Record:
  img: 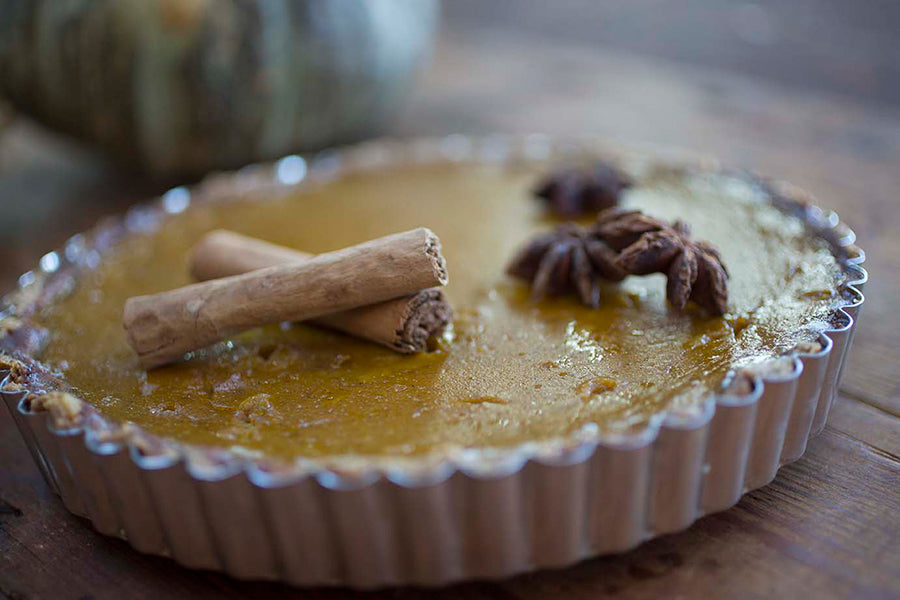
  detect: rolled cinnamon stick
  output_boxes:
[124,228,448,369]
[189,230,452,354]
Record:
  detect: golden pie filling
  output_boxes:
[30,162,843,459]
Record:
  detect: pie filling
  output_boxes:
[30,162,843,459]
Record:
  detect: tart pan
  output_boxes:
[0,135,867,588]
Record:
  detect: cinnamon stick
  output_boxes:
[189,230,452,354]
[124,228,448,369]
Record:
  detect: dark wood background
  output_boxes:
[1,2,898,598]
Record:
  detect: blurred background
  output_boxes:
[0,0,897,410]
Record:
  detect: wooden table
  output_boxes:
[2,23,899,600]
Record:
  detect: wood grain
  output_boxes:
[2,17,899,600]
[442,0,900,107]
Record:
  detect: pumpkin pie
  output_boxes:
[0,137,866,586]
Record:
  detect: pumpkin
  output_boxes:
[0,0,438,176]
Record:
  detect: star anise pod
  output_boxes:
[594,210,730,315]
[534,162,633,218]
[593,209,668,250]
[507,223,626,308]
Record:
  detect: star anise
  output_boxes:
[507,223,626,307]
[594,210,730,315]
[534,161,633,218]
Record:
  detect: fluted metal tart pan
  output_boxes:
[0,135,866,587]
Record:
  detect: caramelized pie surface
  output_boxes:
[32,162,843,458]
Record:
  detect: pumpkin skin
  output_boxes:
[0,0,438,175]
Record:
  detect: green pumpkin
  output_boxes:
[0,0,438,175]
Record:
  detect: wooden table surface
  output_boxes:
[2,11,899,600]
